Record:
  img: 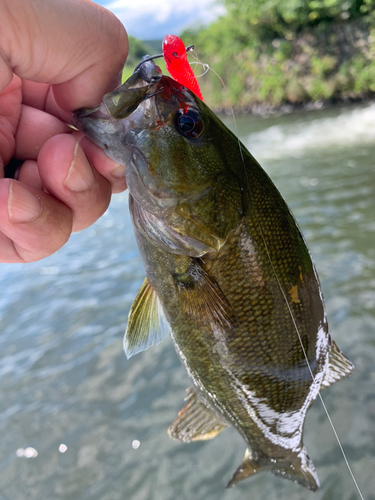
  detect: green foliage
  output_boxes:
[338,51,375,93]
[224,0,375,38]
[122,37,166,84]
[123,2,375,109]
[125,36,154,68]
[180,0,375,109]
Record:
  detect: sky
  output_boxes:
[96,0,225,40]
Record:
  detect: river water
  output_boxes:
[0,103,374,500]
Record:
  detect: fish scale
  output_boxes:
[207,224,315,408]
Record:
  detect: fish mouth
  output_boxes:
[71,101,128,161]
[71,99,180,216]
[71,103,111,130]
[72,104,100,120]
[71,59,204,216]
[71,65,160,138]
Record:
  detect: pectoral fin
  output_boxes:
[321,341,354,389]
[174,259,237,330]
[168,387,228,442]
[124,278,170,358]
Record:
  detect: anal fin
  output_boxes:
[168,387,228,442]
[123,278,170,358]
[321,340,354,389]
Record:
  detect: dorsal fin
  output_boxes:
[321,341,354,389]
[123,278,170,358]
[168,387,228,442]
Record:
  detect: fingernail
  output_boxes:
[8,181,43,223]
[110,163,126,179]
[64,141,95,192]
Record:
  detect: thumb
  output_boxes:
[0,0,128,111]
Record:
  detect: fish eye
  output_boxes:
[174,109,204,139]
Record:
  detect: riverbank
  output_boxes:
[190,18,375,113]
[212,93,375,117]
[123,9,375,115]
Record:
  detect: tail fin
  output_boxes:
[272,446,320,491]
[227,446,320,491]
[226,449,265,488]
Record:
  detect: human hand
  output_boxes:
[0,0,128,263]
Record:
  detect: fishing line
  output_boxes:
[232,97,365,500]
[232,89,366,500]
[188,51,242,148]
[188,61,210,78]
[188,50,365,500]
[255,224,365,500]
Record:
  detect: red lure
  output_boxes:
[162,34,204,101]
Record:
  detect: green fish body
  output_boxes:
[72,59,354,490]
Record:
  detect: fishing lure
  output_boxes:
[162,34,204,101]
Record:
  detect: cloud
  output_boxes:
[103,0,225,39]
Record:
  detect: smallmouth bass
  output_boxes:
[72,58,354,491]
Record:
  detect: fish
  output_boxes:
[72,57,354,491]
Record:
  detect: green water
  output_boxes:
[0,103,374,500]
